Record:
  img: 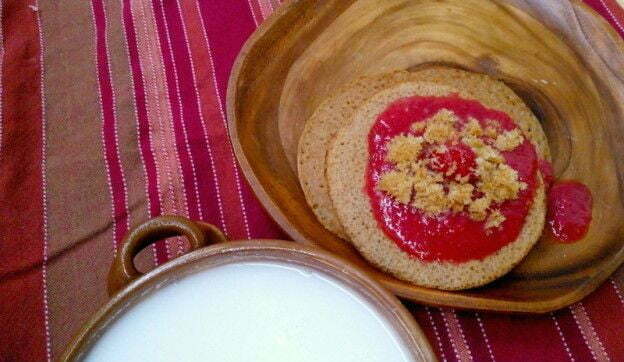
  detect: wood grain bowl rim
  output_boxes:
[60,240,436,361]
[226,0,624,313]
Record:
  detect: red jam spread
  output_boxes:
[424,142,476,179]
[546,181,592,243]
[365,95,540,262]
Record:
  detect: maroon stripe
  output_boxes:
[92,0,129,249]
[0,3,46,275]
[0,0,47,359]
[121,0,167,263]
[198,0,287,239]
[196,0,255,104]
[157,0,222,227]
[481,313,572,361]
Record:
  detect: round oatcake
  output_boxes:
[326,81,547,290]
[297,71,414,239]
[298,67,549,240]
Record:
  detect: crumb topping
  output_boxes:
[377,108,528,229]
[378,170,413,203]
[422,109,457,143]
[411,121,427,133]
[462,118,483,137]
[485,209,506,229]
[386,135,424,164]
[494,129,524,151]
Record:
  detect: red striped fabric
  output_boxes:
[121,0,168,264]
[0,0,622,361]
[92,0,130,250]
[121,0,161,219]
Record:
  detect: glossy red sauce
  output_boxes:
[546,181,592,243]
[424,142,476,180]
[365,95,539,262]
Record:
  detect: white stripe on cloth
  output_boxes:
[35,0,52,359]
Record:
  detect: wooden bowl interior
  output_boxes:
[227,0,624,312]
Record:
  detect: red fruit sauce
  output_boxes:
[365,95,539,262]
[424,142,477,180]
[546,181,593,243]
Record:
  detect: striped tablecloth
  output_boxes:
[0,0,623,361]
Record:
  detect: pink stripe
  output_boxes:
[581,282,624,358]
[91,0,130,251]
[34,1,51,359]
[121,0,167,263]
[245,0,260,25]
[158,0,224,233]
[150,0,201,227]
[270,0,280,12]
[120,0,161,264]
[571,303,610,361]
[441,309,473,362]
[133,0,187,259]
[255,0,272,20]
[433,308,460,362]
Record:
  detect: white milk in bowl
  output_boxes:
[85,262,414,362]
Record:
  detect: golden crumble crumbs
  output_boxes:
[469,197,490,221]
[494,129,524,151]
[386,135,424,164]
[484,126,499,138]
[485,209,506,229]
[462,118,483,137]
[484,119,501,133]
[411,121,427,132]
[378,170,413,204]
[447,183,475,212]
[422,109,458,143]
[376,108,529,229]
[412,182,449,214]
[478,163,526,203]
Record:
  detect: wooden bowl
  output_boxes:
[227,0,624,312]
[61,216,435,361]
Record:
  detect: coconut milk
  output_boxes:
[84,262,413,362]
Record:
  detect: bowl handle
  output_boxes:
[107,215,228,296]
